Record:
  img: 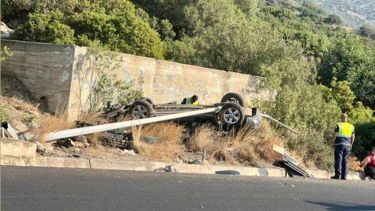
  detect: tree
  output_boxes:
[324,15,343,25]
[319,34,375,108]
[358,24,375,40]
[320,78,374,124]
[68,7,165,59]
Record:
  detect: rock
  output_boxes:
[74,147,82,154]
[189,159,202,164]
[123,149,137,156]
[35,141,46,154]
[154,167,165,172]
[165,165,178,173]
[8,119,30,136]
[141,136,158,144]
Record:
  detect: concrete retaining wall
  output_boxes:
[2,40,275,120]
[1,139,36,157]
[1,40,74,114]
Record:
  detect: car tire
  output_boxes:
[218,103,245,131]
[130,100,153,119]
[220,93,245,107]
[145,97,154,106]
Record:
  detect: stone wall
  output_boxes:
[2,40,275,120]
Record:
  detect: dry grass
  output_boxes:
[32,112,74,144]
[132,122,185,161]
[187,121,282,167]
[188,124,216,152]
[76,111,109,125]
[349,156,362,171]
[1,96,44,123]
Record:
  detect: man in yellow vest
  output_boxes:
[330,113,355,180]
[181,95,199,105]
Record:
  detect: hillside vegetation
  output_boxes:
[1,0,375,170]
[295,0,375,28]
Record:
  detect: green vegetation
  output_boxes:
[2,0,375,170]
[294,0,375,28]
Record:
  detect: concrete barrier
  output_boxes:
[1,139,36,157]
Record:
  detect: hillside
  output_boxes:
[295,0,375,28]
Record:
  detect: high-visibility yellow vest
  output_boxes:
[186,97,199,105]
[335,122,354,145]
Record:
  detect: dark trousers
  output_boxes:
[334,145,351,179]
[364,165,375,180]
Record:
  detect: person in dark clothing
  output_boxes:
[181,95,199,105]
[360,146,375,180]
[330,113,355,180]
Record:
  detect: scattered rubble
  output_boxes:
[272,144,310,178]
[35,141,46,154]
[154,165,179,173]
[123,149,137,156]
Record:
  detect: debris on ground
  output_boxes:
[154,165,179,173]
[272,144,310,178]
[2,122,19,139]
[35,141,46,154]
[122,149,137,156]
[215,170,241,175]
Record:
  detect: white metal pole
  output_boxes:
[261,114,298,134]
[44,107,221,141]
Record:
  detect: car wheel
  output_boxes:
[218,103,244,131]
[145,97,154,106]
[130,100,153,119]
[220,92,245,107]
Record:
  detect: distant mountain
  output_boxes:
[295,0,375,28]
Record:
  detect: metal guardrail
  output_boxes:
[44,107,221,141]
[261,114,298,134]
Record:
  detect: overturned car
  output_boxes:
[104,92,262,132]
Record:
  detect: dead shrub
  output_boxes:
[349,156,362,171]
[188,125,216,152]
[76,111,108,125]
[237,145,258,166]
[32,112,74,144]
[85,133,104,147]
[132,122,185,161]
[255,138,278,162]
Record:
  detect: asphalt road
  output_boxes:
[1,166,375,211]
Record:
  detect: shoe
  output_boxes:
[341,178,347,180]
[331,176,340,179]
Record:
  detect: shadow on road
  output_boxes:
[306,201,375,211]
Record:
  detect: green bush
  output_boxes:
[16,10,75,44]
[0,107,9,122]
[352,122,375,160]
[69,8,164,59]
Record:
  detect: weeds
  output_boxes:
[187,121,282,167]
[132,122,185,162]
